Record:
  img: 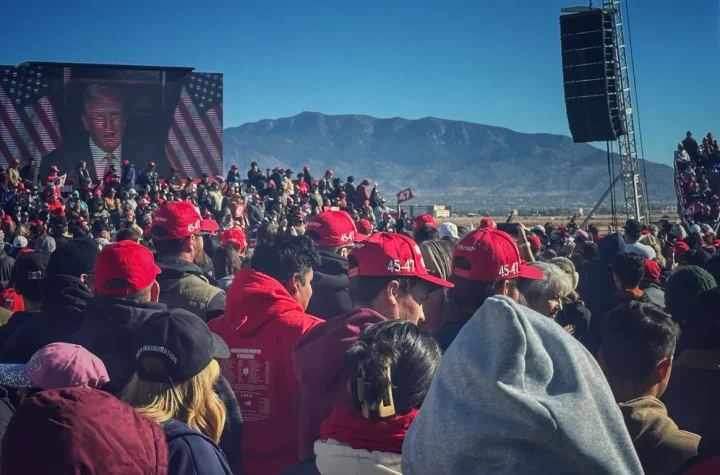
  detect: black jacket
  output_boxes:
[306,249,352,320]
[247,203,264,229]
[683,137,699,159]
[68,296,167,395]
[19,164,39,185]
[343,182,357,204]
[121,165,136,187]
[0,275,92,363]
[0,311,36,352]
[0,250,13,290]
[215,376,244,475]
[162,419,233,475]
[556,300,592,341]
[248,168,265,189]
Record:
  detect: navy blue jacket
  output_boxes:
[162,419,234,475]
[121,165,136,187]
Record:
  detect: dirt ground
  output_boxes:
[437,214,672,230]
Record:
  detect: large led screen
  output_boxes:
[0,62,222,183]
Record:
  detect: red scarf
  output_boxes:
[319,408,418,454]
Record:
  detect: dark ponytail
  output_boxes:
[346,320,441,419]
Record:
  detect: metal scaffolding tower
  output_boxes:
[603,0,648,222]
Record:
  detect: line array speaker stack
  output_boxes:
[560,9,626,143]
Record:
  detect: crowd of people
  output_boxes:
[0,154,719,474]
[675,131,720,228]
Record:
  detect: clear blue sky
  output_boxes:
[3,0,717,165]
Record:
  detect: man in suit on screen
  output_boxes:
[41,84,129,184]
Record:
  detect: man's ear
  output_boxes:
[385,280,400,306]
[339,247,350,258]
[150,281,160,303]
[656,357,673,382]
[81,274,95,293]
[285,273,301,298]
[496,280,510,296]
[184,236,196,254]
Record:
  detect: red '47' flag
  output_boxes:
[396,188,413,204]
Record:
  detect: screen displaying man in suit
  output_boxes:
[82,85,126,179]
[41,84,128,183]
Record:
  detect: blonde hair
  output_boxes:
[639,235,666,268]
[121,360,226,443]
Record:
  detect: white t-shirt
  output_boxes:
[623,241,656,260]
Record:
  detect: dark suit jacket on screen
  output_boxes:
[41,144,129,184]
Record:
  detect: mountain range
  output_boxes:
[223,112,675,210]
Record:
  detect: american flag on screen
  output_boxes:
[165,72,223,178]
[0,66,62,164]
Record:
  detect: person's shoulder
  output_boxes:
[163,420,231,474]
[279,309,324,333]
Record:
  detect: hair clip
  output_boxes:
[357,365,396,419]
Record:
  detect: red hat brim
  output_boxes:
[354,233,368,243]
[199,219,219,233]
[517,262,544,280]
[418,272,454,288]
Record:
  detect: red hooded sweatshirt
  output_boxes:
[291,307,386,460]
[208,268,322,475]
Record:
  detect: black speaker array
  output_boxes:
[560,9,626,143]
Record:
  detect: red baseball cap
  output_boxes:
[357,219,372,235]
[151,201,218,241]
[643,259,660,282]
[452,229,544,281]
[480,217,497,230]
[148,161,156,167]
[670,241,690,254]
[348,232,453,288]
[221,228,247,249]
[94,241,161,297]
[413,214,436,229]
[307,210,367,247]
[527,234,542,250]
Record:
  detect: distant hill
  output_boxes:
[223,112,675,208]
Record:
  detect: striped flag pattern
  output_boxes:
[0,66,62,164]
[166,72,223,178]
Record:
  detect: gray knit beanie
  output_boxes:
[665,266,717,321]
[549,257,579,289]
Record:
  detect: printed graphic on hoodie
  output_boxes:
[221,347,271,422]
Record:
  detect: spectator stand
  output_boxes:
[674,132,720,234]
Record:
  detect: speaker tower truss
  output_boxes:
[562,1,648,222]
[603,0,647,222]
